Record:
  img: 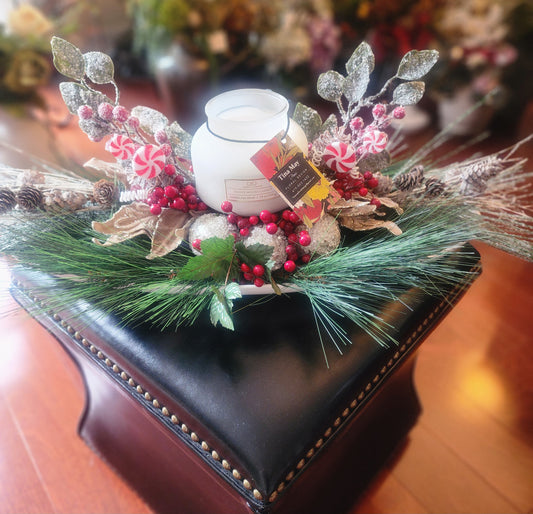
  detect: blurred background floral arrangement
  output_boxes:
[0,0,531,133]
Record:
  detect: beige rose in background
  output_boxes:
[8,4,53,39]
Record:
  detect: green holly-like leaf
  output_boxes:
[317,70,345,102]
[51,37,85,80]
[345,41,375,75]
[178,236,236,282]
[209,283,242,330]
[84,51,115,84]
[293,103,323,142]
[235,242,273,269]
[321,113,339,135]
[392,81,425,105]
[396,50,439,81]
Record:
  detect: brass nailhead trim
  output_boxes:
[269,492,278,502]
[171,415,179,424]
[201,441,209,451]
[253,489,263,500]
[232,469,241,480]
[243,479,252,490]
[222,459,231,470]
[153,399,160,408]
[161,407,169,417]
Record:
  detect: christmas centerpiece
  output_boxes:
[1,37,531,356]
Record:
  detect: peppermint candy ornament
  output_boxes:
[361,130,388,155]
[105,134,136,160]
[132,144,166,179]
[323,142,356,173]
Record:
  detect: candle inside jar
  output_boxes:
[219,105,277,122]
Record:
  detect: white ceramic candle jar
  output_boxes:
[191,88,308,216]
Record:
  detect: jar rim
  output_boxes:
[205,88,289,122]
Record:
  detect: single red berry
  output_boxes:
[350,117,364,130]
[287,251,299,262]
[192,239,202,251]
[259,210,272,223]
[253,277,265,288]
[243,272,254,282]
[393,106,406,119]
[77,105,93,120]
[240,227,250,237]
[150,204,162,215]
[127,116,140,129]
[363,171,373,181]
[285,244,297,255]
[171,197,187,210]
[197,202,208,211]
[372,104,386,118]
[113,105,129,123]
[174,174,185,185]
[343,191,352,200]
[271,213,279,223]
[152,186,164,198]
[164,185,179,199]
[221,200,233,213]
[370,197,382,207]
[187,194,198,204]
[240,263,251,273]
[301,254,311,264]
[289,212,300,224]
[227,213,238,224]
[188,202,198,211]
[159,196,169,207]
[248,215,259,225]
[237,218,250,229]
[265,222,278,234]
[288,233,299,244]
[164,164,176,176]
[183,185,196,196]
[160,144,172,157]
[282,209,292,221]
[284,260,296,273]
[97,102,113,121]
[358,187,368,197]
[253,264,265,277]
[299,231,311,247]
[367,177,379,189]
[283,222,294,234]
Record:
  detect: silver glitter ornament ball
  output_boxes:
[298,214,340,257]
[244,226,288,271]
[188,213,234,254]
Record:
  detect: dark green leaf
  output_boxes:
[396,50,439,80]
[235,241,273,268]
[345,41,375,75]
[178,236,235,282]
[51,37,85,80]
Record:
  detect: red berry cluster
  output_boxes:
[333,170,381,206]
[219,201,313,286]
[147,180,208,215]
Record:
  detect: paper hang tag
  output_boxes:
[251,133,340,227]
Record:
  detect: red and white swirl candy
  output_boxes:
[360,130,388,155]
[132,144,166,179]
[323,142,356,173]
[105,134,136,160]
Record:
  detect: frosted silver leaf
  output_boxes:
[392,81,425,105]
[167,121,192,159]
[293,103,323,141]
[51,37,85,80]
[79,118,112,141]
[396,50,439,80]
[131,106,169,134]
[346,41,375,75]
[59,82,106,114]
[317,70,344,102]
[343,63,370,104]
[84,51,114,84]
[358,151,391,173]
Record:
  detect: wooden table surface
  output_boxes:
[0,81,532,514]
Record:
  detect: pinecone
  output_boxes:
[93,179,117,206]
[0,188,17,213]
[460,158,503,195]
[372,173,393,196]
[394,165,424,191]
[17,186,43,210]
[424,178,446,197]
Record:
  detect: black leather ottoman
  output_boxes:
[10,245,480,514]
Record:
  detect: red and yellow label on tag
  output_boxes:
[251,133,340,227]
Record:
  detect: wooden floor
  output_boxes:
[0,84,532,513]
